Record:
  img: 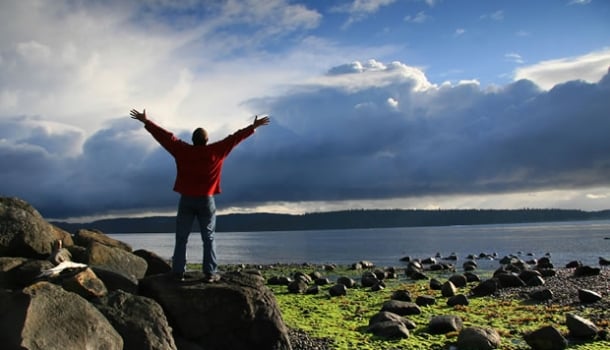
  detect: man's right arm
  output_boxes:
[130,109,183,156]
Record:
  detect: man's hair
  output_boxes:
[192,128,208,146]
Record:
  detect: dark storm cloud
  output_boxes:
[1,68,609,219]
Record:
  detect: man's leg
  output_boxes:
[196,196,217,276]
[173,195,195,274]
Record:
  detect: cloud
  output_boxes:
[2,57,610,219]
[404,11,429,24]
[505,52,525,64]
[332,0,396,28]
[514,48,610,89]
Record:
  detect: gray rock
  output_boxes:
[415,295,436,306]
[429,278,443,290]
[94,290,177,350]
[530,288,554,302]
[471,279,498,296]
[139,271,291,350]
[287,280,307,293]
[523,325,567,350]
[0,281,122,349]
[381,300,422,315]
[91,266,139,294]
[574,265,600,277]
[566,313,599,339]
[428,314,463,334]
[361,271,379,287]
[457,326,501,350]
[390,289,412,302]
[337,276,356,288]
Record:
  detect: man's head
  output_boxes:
[192,128,208,146]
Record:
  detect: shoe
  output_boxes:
[203,273,220,283]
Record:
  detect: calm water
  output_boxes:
[109,220,610,270]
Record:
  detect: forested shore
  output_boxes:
[53,208,610,233]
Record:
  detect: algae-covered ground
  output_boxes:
[221,264,610,350]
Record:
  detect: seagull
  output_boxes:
[37,261,88,279]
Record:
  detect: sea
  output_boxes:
[108,220,610,271]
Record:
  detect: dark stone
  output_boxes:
[565,260,582,268]
[92,266,139,294]
[441,281,457,297]
[448,274,468,288]
[329,283,348,297]
[496,273,525,288]
[287,280,308,294]
[139,271,291,350]
[566,313,599,339]
[315,277,331,285]
[578,288,602,303]
[133,249,172,276]
[464,272,480,283]
[367,321,409,339]
[305,285,319,295]
[574,265,600,277]
[415,295,436,306]
[391,289,412,302]
[526,275,546,287]
[381,300,422,316]
[599,257,610,266]
[428,315,463,334]
[337,276,356,288]
[429,278,442,290]
[523,325,567,350]
[361,271,379,287]
[0,281,122,349]
[471,279,498,297]
[457,326,501,350]
[447,294,469,307]
[530,288,554,302]
[94,290,177,350]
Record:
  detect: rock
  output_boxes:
[599,256,610,266]
[73,229,132,252]
[11,259,55,287]
[415,295,436,306]
[0,197,72,259]
[288,280,308,294]
[0,256,29,288]
[448,274,468,288]
[305,285,319,294]
[441,280,457,297]
[60,267,108,299]
[496,273,525,288]
[139,271,291,350]
[464,272,481,282]
[523,325,567,350]
[518,269,541,283]
[336,276,356,288]
[566,313,599,339]
[367,321,409,339]
[574,265,600,277]
[578,288,602,303]
[0,281,123,349]
[457,326,501,350]
[381,300,422,316]
[565,260,582,268]
[447,294,469,307]
[91,266,139,294]
[361,271,379,287]
[133,249,172,276]
[94,290,177,350]
[391,289,412,302]
[530,288,554,302]
[329,283,348,297]
[314,277,331,285]
[463,260,478,271]
[85,241,148,280]
[429,278,443,290]
[526,275,545,287]
[471,279,498,297]
[428,315,463,334]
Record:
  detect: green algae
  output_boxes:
[251,265,610,350]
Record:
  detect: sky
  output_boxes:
[1,0,610,221]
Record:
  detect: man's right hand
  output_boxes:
[130,109,147,123]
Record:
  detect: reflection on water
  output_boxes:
[110,220,610,268]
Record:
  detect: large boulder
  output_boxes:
[85,241,147,280]
[139,271,291,350]
[73,229,132,251]
[0,197,73,259]
[0,281,123,350]
[133,249,172,276]
[94,290,177,350]
[523,325,567,350]
[457,326,501,350]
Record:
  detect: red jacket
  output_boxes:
[144,120,255,196]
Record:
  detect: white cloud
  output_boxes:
[333,0,396,28]
[454,28,466,36]
[514,48,610,89]
[569,0,591,5]
[404,11,429,24]
[505,52,525,64]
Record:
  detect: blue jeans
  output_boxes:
[172,195,217,275]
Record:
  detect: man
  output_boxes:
[130,109,270,282]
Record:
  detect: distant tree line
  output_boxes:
[52,208,610,234]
